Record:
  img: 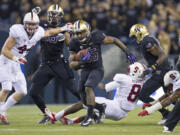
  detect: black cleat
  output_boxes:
[38,115,49,124]
[95,103,106,124]
[80,116,93,126]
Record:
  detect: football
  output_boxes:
[75,49,88,61]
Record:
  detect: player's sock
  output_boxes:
[72,117,81,123]
[87,105,94,118]
[1,96,17,112]
[55,110,66,120]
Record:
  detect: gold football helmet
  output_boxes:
[129,24,149,43]
[47,4,64,25]
[73,20,91,43]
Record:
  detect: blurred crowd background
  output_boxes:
[0,0,180,104]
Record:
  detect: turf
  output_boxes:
[0,105,179,135]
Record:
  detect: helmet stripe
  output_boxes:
[31,11,33,20]
[55,4,58,11]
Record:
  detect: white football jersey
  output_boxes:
[106,74,144,111]
[9,24,45,58]
[173,79,180,92]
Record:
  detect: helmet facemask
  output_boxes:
[24,22,39,36]
[47,4,64,26]
[128,62,146,80]
[129,24,149,43]
[73,20,91,44]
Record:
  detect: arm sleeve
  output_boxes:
[105,81,120,92]
[37,26,45,39]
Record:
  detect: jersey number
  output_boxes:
[127,84,141,102]
[17,45,34,54]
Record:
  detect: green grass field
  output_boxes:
[0,105,179,135]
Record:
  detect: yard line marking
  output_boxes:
[0,129,18,131]
[22,129,68,132]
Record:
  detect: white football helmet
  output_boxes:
[164,70,180,87]
[128,62,146,80]
[23,12,40,35]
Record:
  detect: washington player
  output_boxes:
[45,62,146,124]
[0,11,72,124]
[138,70,180,133]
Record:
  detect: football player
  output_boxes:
[129,24,171,124]
[0,10,72,124]
[45,62,146,124]
[29,4,81,124]
[138,70,180,133]
[67,20,136,126]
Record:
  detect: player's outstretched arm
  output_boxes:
[43,23,72,38]
[103,36,136,63]
[138,89,180,116]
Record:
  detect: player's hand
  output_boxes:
[32,6,41,14]
[138,110,149,116]
[60,23,73,32]
[80,51,91,62]
[143,67,154,75]
[142,103,152,110]
[12,56,27,64]
[126,53,136,64]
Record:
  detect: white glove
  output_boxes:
[60,23,73,32]
[32,6,41,14]
[12,56,27,64]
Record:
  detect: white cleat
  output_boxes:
[157,118,167,125]
[45,108,56,124]
[0,112,9,125]
[163,126,173,133]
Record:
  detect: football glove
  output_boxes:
[80,51,91,62]
[138,110,149,116]
[12,56,27,64]
[32,7,41,14]
[142,103,152,110]
[126,53,136,64]
[144,63,158,75]
[60,23,73,32]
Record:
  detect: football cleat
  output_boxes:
[157,118,167,125]
[163,126,173,133]
[0,113,9,125]
[94,103,106,124]
[60,117,73,125]
[80,116,93,126]
[45,108,56,124]
[38,115,49,124]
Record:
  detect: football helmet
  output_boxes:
[23,12,40,35]
[129,24,149,43]
[164,70,180,87]
[128,62,146,80]
[47,4,64,26]
[73,20,91,43]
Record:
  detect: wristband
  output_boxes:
[151,63,158,70]
[12,56,18,62]
[146,102,162,114]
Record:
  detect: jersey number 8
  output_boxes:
[127,84,141,102]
